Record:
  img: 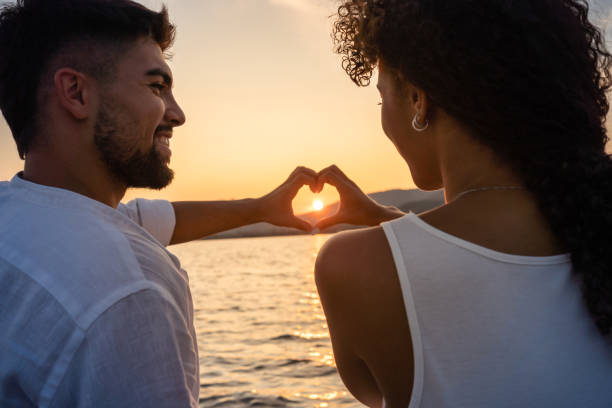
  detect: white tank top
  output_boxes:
[381,213,612,408]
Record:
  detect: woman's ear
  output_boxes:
[53,68,94,120]
[411,87,429,119]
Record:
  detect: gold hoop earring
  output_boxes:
[412,114,429,132]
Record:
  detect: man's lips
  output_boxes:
[155,132,172,145]
[155,128,173,138]
[154,131,172,161]
[156,125,174,135]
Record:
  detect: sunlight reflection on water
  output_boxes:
[170,234,360,408]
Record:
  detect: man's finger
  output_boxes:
[287,166,318,184]
[287,173,318,196]
[314,214,343,231]
[312,180,324,194]
[288,216,314,232]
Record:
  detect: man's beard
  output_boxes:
[93,103,174,190]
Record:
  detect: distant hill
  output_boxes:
[205,189,444,240]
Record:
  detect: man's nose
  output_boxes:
[165,94,186,127]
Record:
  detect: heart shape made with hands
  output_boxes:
[283,165,379,232]
[307,165,386,231]
[293,183,340,223]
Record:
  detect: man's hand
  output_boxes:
[314,165,404,230]
[168,165,401,245]
[256,166,319,232]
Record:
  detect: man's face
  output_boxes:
[93,37,185,189]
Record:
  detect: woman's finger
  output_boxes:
[317,170,364,199]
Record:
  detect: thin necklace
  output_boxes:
[451,186,526,203]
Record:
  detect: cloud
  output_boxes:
[591,0,612,24]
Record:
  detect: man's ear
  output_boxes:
[53,68,94,120]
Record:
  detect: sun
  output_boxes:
[313,199,324,211]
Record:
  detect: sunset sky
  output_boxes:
[1,0,612,213]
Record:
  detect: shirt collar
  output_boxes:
[9,172,121,219]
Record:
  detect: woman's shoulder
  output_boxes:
[314,226,403,321]
[317,226,388,258]
[315,226,394,285]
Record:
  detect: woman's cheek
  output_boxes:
[381,105,403,144]
[381,105,392,139]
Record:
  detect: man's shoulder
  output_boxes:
[0,194,165,325]
[0,191,133,256]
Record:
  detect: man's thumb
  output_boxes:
[314,215,342,231]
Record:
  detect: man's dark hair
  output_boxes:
[0,0,175,159]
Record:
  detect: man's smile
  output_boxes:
[154,132,172,161]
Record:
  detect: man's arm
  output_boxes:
[169,167,318,245]
[170,199,263,244]
[50,289,198,408]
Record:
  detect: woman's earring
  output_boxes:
[412,114,429,132]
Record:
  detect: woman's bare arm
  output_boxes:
[315,227,415,408]
[315,230,385,407]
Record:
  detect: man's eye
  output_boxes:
[151,83,165,94]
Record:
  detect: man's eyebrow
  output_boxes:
[145,68,173,87]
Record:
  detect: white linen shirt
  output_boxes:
[0,174,199,407]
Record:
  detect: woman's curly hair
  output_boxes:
[333,0,612,336]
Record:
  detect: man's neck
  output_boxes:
[23,152,127,208]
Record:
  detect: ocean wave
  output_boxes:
[282,366,338,379]
[277,358,310,367]
[169,236,358,407]
[270,334,302,341]
[269,332,329,342]
[200,380,250,389]
[229,358,312,373]
[199,392,298,408]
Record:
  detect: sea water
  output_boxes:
[170,234,361,407]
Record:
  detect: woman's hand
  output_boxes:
[256,166,319,232]
[314,165,404,230]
